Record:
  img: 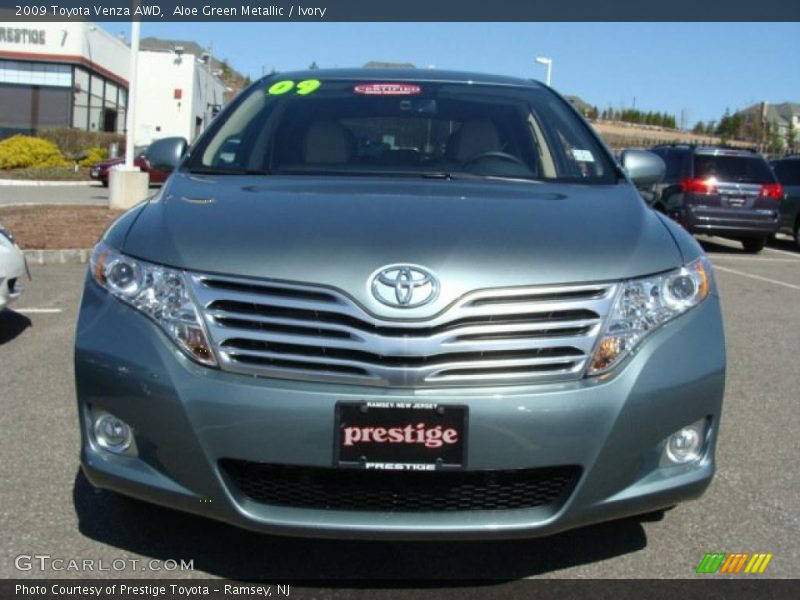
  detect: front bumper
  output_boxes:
[677,204,780,237]
[75,277,726,540]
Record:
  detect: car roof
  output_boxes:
[258,68,544,89]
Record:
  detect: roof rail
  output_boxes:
[650,142,760,153]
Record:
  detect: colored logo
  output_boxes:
[696,552,774,574]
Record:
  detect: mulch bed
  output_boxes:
[0,205,124,249]
[0,167,92,181]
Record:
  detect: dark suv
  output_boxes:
[647,145,783,253]
[770,156,800,249]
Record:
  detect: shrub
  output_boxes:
[38,128,124,160]
[0,135,69,169]
[78,146,109,167]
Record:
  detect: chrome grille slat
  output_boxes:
[190,273,617,387]
[207,308,599,339]
[206,321,601,355]
[223,347,587,386]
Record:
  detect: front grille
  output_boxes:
[220,460,581,512]
[190,274,617,387]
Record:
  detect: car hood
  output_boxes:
[122,173,682,317]
[93,157,124,168]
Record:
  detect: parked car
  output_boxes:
[89,145,170,187]
[646,145,783,253]
[770,155,800,249]
[75,69,725,540]
[0,223,27,311]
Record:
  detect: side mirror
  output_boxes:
[146,137,188,171]
[620,149,665,187]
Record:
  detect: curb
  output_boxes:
[24,249,91,265]
[0,179,99,187]
[0,202,108,208]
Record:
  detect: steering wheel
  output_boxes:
[463,151,527,168]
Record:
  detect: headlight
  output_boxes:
[587,256,712,376]
[0,225,17,246]
[90,242,217,366]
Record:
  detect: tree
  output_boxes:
[692,121,706,135]
[715,108,744,140]
[766,123,785,155]
[787,120,797,154]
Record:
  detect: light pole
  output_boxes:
[109,10,149,210]
[535,56,552,87]
[123,19,140,170]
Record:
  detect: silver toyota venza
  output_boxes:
[75,70,725,539]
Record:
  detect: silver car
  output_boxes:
[75,69,725,540]
[0,223,26,310]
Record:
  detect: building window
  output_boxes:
[72,67,89,129]
[0,59,127,134]
[0,60,71,87]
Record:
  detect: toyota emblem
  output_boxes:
[370,265,439,308]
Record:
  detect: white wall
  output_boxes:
[134,51,225,145]
[0,22,129,84]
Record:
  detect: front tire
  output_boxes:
[794,219,800,251]
[742,237,766,253]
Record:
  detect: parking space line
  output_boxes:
[762,246,800,259]
[14,308,64,314]
[713,265,800,292]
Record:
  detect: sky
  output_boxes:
[102,22,800,126]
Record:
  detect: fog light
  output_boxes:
[93,412,134,454]
[661,418,708,466]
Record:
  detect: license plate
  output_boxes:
[335,401,467,471]
[727,196,746,207]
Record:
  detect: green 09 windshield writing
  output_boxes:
[267,79,322,96]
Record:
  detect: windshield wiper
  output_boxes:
[405,171,541,183]
[271,169,539,182]
[187,167,272,176]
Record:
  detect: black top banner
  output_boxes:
[0,0,799,22]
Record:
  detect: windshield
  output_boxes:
[187,77,616,183]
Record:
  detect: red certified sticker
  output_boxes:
[354,83,422,96]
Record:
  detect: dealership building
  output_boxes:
[0,22,228,145]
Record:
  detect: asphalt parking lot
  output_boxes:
[0,183,110,206]
[1,236,798,581]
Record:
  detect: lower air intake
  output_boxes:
[220,460,581,512]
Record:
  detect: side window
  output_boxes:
[773,161,800,185]
[664,150,684,182]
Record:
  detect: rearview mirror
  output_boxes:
[620,149,665,187]
[146,137,188,171]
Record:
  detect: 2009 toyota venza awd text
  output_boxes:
[75,70,725,539]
